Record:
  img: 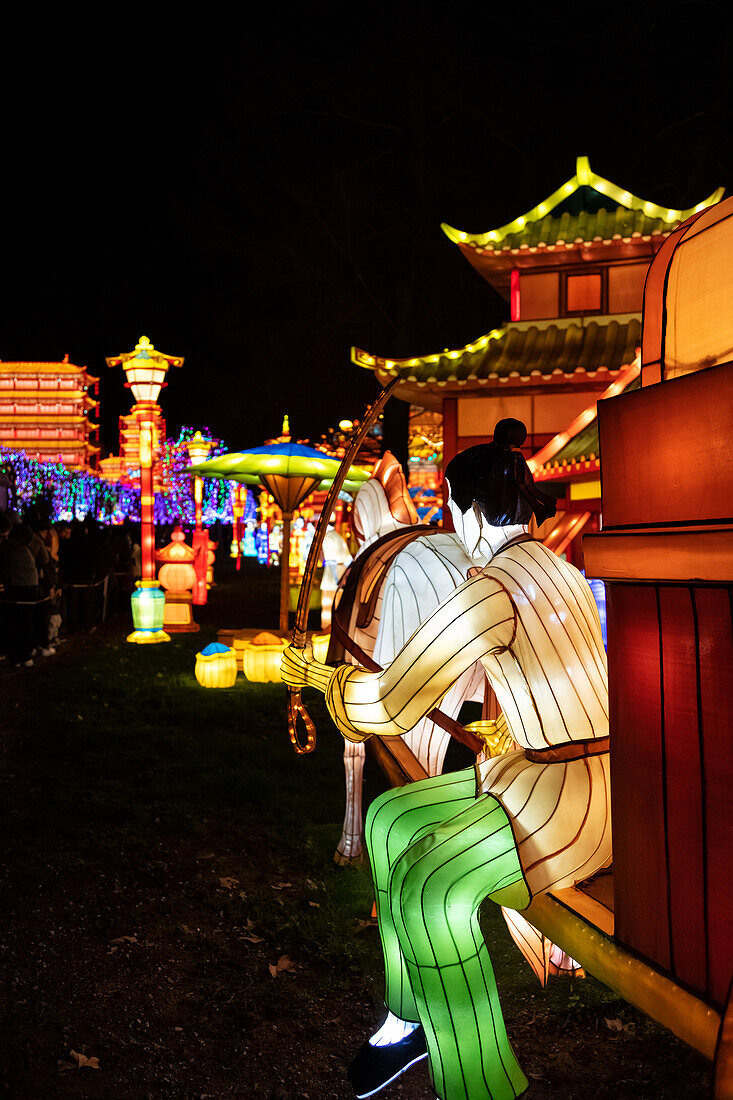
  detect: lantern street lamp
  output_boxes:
[230,481,250,570]
[186,431,214,605]
[106,335,183,644]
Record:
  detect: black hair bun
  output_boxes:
[493,418,527,448]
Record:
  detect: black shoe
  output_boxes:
[348,1026,428,1098]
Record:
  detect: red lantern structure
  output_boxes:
[106,336,183,644]
[186,431,214,605]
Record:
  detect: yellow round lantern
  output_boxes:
[241,631,331,684]
[195,643,238,688]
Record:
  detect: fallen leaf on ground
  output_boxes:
[271,881,292,890]
[109,935,137,946]
[268,955,296,977]
[241,933,264,944]
[308,901,320,908]
[354,918,377,933]
[218,876,239,890]
[605,1017,623,1032]
[58,1050,100,1071]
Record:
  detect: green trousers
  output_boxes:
[365,767,530,1100]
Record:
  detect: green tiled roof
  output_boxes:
[442,156,724,252]
[483,205,673,250]
[353,316,641,385]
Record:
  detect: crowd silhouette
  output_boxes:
[0,511,140,667]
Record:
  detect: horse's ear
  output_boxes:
[373,452,419,526]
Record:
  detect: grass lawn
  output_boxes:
[0,558,711,1098]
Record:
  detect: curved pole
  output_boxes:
[286,376,400,753]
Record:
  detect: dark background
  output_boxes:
[1,1,730,457]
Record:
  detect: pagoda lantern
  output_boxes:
[106,335,182,644]
[156,527,198,632]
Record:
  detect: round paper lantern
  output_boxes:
[157,528,197,594]
[195,643,237,688]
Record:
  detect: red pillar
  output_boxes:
[441,397,458,531]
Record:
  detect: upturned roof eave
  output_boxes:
[441,156,724,252]
[0,362,99,385]
[352,313,641,405]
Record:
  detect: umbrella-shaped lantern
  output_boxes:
[189,438,369,632]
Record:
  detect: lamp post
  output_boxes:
[230,480,249,570]
[186,431,213,605]
[106,335,183,644]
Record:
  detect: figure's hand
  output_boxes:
[282,642,334,696]
[281,642,313,689]
[464,719,515,758]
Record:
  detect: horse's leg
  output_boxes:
[334,738,366,864]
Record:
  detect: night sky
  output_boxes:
[2,2,731,457]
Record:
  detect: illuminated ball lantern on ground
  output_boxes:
[106,335,183,645]
[195,642,238,688]
[156,527,198,632]
[186,431,214,605]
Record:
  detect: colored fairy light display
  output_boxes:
[156,428,233,527]
[0,445,138,521]
[0,437,236,527]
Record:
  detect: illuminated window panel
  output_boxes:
[608,264,647,314]
[518,272,559,320]
[566,273,602,313]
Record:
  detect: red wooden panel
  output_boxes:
[694,587,733,1008]
[598,362,733,528]
[608,584,670,970]
[659,587,706,993]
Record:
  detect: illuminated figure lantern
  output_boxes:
[195,642,237,688]
[255,522,269,564]
[156,527,198,632]
[327,453,484,865]
[329,452,579,979]
[241,521,257,558]
[283,419,610,1100]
